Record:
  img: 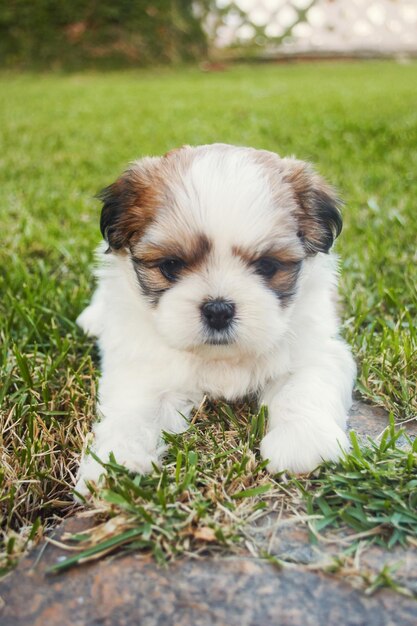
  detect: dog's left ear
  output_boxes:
[281,158,343,255]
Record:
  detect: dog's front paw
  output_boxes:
[260,418,349,474]
[74,440,160,499]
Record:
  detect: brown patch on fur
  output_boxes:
[233,244,302,306]
[99,148,198,253]
[99,158,165,251]
[131,233,212,306]
[251,150,342,255]
[132,233,211,269]
[232,244,303,266]
[98,146,212,303]
[131,263,169,304]
[268,261,302,305]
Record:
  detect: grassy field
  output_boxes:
[1,62,416,577]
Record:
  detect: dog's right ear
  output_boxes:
[98,157,160,252]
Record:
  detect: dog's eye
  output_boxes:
[158,258,185,282]
[254,257,282,279]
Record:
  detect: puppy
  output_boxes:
[75,143,355,494]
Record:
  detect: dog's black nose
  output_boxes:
[201,299,235,331]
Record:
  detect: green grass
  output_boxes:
[301,423,417,547]
[1,62,417,586]
[49,405,275,573]
[49,412,417,578]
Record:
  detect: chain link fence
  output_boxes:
[205,0,417,59]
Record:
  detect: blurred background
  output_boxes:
[1,0,416,70]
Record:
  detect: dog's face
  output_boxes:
[99,144,342,357]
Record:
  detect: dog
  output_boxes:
[75,143,356,495]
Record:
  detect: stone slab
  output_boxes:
[1,521,417,626]
[349,399,416,440]
[1,527,417,626]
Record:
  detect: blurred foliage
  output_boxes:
[0,0,212,69]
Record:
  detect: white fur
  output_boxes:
[75,145,356,495]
